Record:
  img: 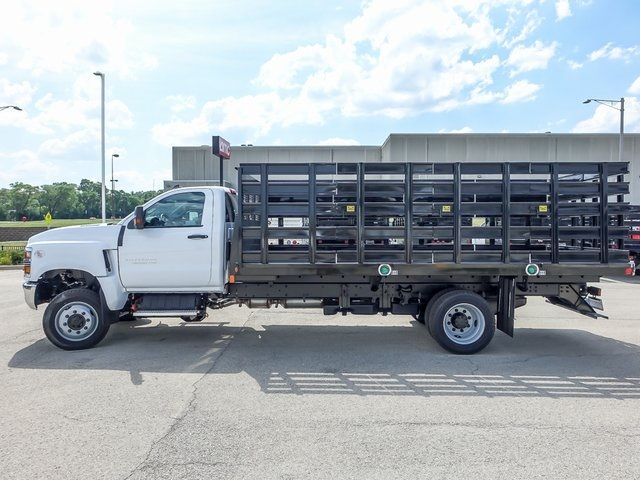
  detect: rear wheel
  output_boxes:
[43,289,111,350]
[421,288,458,334]
[427,290,495,354]
[181,313,207,322]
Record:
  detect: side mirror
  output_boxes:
[134,206,145,229]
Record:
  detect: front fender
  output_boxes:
[27,241,128,312]
[28,241,110,279]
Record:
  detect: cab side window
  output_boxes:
[144,192,205,228]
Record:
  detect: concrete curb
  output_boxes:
[0,265,23,271]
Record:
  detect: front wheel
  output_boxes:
[42,289,111,350]
[427,290,495,354]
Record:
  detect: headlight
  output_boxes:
[23,247,32,277]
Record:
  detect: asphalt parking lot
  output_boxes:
[1,270,640,479]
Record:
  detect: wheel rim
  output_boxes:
[54,301,99,342]
[442,303,485,345]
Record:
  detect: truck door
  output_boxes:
[223,192,236,279]
[118,190,213,290]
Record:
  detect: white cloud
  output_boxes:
[500,80,541,104]
[499,9,543,48]
[166,95,197,113]
[629,76,640,95]
[107,100,134,129]
[317,138,361,146]
[1,75,133,149]
[256,45,327,90]
[152,92,325,147]
[555,0,572,21]
[38,129,97,157]
[573,97,640,133]
[506,41,557,77]
[567,60,583,70]
[115,168,171,192]
[0,149,62,185]
[0,79,36,106]
[0,52,7,65]
[438,126,474,133]
[154,0,544,144]
[0,1,157,78]
[588,42,640,62]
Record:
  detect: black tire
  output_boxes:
[43,289,111,350]
[426,290,495,354]
[422,288,458,334]
[181,314,206,322]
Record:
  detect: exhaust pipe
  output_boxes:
[241,299,323,309]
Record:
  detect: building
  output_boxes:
[166,133,640,203]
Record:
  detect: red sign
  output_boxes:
[212,136,231,159]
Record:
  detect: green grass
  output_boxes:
[0,218,104,228]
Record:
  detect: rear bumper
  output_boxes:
[23,281,38,310]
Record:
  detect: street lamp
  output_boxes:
[0,106,22,112]
[582,97,625,162]
[93,71,106,222]
[110,153,120,218]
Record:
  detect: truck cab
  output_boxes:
[118,187,235,292]
[23,187,235,350]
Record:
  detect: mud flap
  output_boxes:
[545,284,608,319]
[497,276,516,337]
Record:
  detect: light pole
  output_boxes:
[582,97,625,162]
[110,153,120,218]
[0,106,22,112]
[93,71,106,222]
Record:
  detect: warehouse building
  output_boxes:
[166,133,640,203]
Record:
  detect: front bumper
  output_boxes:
[23,281,38,310]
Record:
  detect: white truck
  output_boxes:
[22,161,629,354]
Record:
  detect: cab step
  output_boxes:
[131,293,205,317]
[132,310,199,317]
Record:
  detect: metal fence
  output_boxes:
[0,245,24,252]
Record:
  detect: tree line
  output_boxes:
[0,180,163,220]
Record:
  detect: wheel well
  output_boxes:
[34,269,100,306]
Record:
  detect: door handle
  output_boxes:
[187,234,209,239]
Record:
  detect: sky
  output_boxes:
[1,0,640,191]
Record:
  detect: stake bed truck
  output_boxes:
[22,161,630,354]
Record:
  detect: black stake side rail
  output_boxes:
[233,161,631,275]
